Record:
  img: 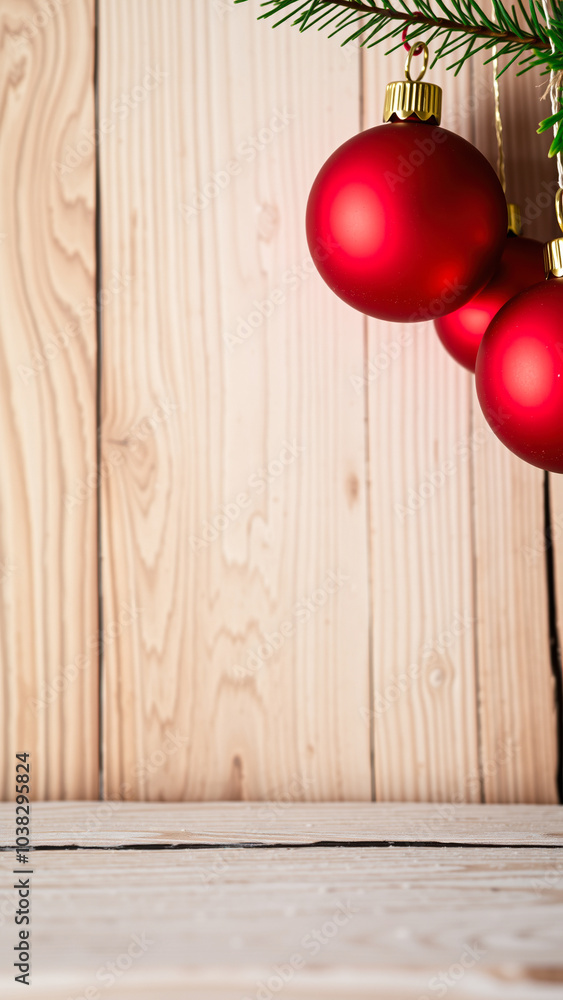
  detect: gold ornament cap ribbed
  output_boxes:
[506,203,522,236]
[383,80,442,124]
[544,190,563,278]
[383,43,442,124]
[544,238,563,278]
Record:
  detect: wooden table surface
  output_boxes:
[1,803,562,998]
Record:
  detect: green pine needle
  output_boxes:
[236,0,562,76]
[237,0,563,161]
[537,109,563,132]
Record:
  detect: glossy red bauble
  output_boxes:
[306,121,507,323]
[475,277,563,473]
[434,235,545,371]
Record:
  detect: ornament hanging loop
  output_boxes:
[401,27,424,57]
[405,41,429,83]
[556,188,563,234]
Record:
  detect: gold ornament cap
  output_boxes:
[383,43,442,124]
[543,189,563,278]
[544,238,563,278]
[506,203,522,237]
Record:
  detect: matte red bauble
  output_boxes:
[306,64,507,323]
[475,276,563,473]
[434,229,545,371]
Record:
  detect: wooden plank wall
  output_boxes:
[0,0,560,801]
[0,0,98,799]
[98,1,372,801]
[364,49,481,802]
[472,59,559,802]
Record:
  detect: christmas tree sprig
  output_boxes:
[236,0,563,148]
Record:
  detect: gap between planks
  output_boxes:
[1,841,563,852]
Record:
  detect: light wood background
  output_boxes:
[0,0,561,802]
[0,0,98,799]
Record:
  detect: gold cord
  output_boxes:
[491,44,506,193]
[557,187,563,233]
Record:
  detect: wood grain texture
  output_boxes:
[1,840,563,998]
[99,1,371,800]
[0,0,98,798]
[1,801,562,846]
[471,59,559,803]
[551,473,563,739]
[1,977,561,1000]
[363,52,480,800]
[548,469,563,737]
[4,980,561,1000]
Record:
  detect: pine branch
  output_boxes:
[237,0,563,157]
[263,0,550,48]
[236,0,561,75]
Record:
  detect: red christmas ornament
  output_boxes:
[475,273,563,473]
[306,48,507,323]
[434,225,545,371]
